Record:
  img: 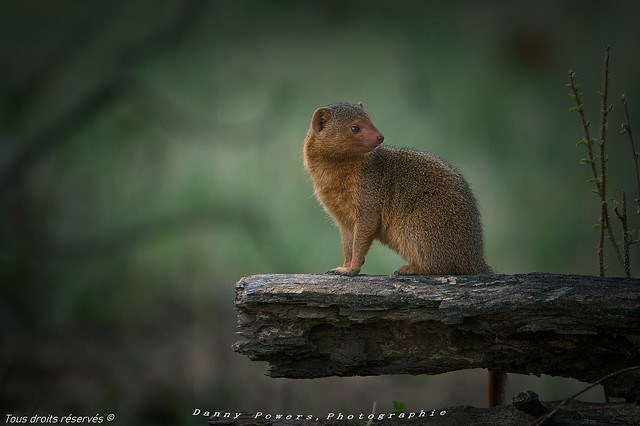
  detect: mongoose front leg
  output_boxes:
[326,224,353,275]
[339,223,354,269]
[327,218,378,276]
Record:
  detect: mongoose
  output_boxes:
[303,101,505,406]
[303,101,491,277]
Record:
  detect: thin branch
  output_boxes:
[596,46,624,273]
[568,70,600,194]
[599,46,611,182]
[620,94,640,214]
[531,365,640,426]
[568,47,625,276]
[568,70,606,274]
[613,191,633,278]
[598,46,611,277]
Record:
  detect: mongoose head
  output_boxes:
[304,102,384,160]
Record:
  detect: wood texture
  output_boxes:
[233,273,640,402]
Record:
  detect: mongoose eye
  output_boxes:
[350,125,360,133]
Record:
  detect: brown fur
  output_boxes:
[303,102,492,277]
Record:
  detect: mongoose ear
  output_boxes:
[357,101,364,108]
[311,108,330,133]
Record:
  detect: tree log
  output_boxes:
[233,273,640,402]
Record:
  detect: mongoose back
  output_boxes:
[303,101,492,277]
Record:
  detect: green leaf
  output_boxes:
[576,138,588,146]
[580,158,593,165]
[587,177,601,185]
[594,223,602,230]
[569,106,583,113]
[392,401,407,415]
[609,198,620,209]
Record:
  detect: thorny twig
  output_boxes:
[620,94,640,214]
[613,191,631,277]
[616,94,640,278]
[598,47,610,277]
[568,71,606,274]
[568,46,624,275]
[597,46,618,276]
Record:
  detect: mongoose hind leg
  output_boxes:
[394,264,426,275]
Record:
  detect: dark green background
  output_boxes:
[1,1,638,424]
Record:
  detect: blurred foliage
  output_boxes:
[1,0,638,424]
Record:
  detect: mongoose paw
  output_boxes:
[326,267,360,277]
[393,265,422,275]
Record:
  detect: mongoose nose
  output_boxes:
[377,134,385,143]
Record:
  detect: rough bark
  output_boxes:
[233,273,640,402]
